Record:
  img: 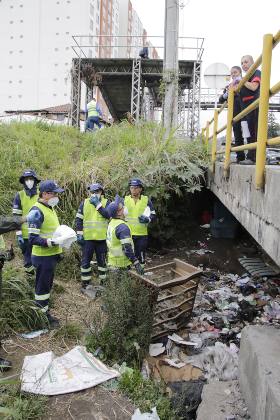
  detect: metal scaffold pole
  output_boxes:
[163,0,179,134]
[70,58,81,128]
[131,58,142,122]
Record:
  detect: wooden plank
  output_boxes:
[153,305,192,327]
[159,271,201,290]
[155,295,195,315]
[157,284,198,303]
[174,258,201,274]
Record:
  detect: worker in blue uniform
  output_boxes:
[124,179,156,268]
[28,180,65,328]
[12,169,40,275]
[75,183,110,297]
[0,210,41,371]
[106,196,144,275]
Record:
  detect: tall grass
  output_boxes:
[0,121,208,232]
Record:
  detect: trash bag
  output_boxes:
[169,379,205,420]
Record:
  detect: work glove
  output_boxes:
[16,235,25,250]
[76,234,85,247]
[138,215,150,224]
[48,237,64,247]
[26,209,41,224]
[89,195,100,207]
[133,260,145,275]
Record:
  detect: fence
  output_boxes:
[202,30,280,189]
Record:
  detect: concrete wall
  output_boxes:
[209,162,280,267]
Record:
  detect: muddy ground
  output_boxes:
[1,224,269,419]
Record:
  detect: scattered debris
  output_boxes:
[131,407,160,420]
[19,329,48,339]
[149,343,165,357]
[167,333,198,347]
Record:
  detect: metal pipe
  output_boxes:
[224,88,234,174]
[255,34,273,190]
[211,110,219,171]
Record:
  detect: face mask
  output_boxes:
[48,197,59,207]
[25,180,34,190]
[123,206,128,217]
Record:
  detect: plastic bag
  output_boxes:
[131,407,160,420]
[52,225,77,249]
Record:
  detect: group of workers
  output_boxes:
[0,170,156,371]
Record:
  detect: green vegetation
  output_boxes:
[0,379,47,420]
[86,273,154,365]
[53,322,83,340]
[0,121,208,235]
[118,369,178,420]
[0,266,47,335]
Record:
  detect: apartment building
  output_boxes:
[0,0,119,113]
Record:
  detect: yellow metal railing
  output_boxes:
[202,30,280,189]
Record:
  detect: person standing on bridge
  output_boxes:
[219,66,245,163]
[85,96,103,131]
[239,55,261,164]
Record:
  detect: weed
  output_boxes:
[0,381,47,420]
[0,267,47,335]
[86,272,154,365]
[53,322,82,340]
[118,369,178,420]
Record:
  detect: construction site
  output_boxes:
[1,0,280,419]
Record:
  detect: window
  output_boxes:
[65,62,68,66]
[10,36,14,39]
[53,93,57,96]
[20,19,23,23]
[19,65,23,68]
[9,81,12,84]
[54,48,59,51]
[10,21,14,24]
[54,63,58,66]
[53,78,57,81]
[18,95,22,98]
[19,50,23,53]
[90,4,94,15]
[20,35,23,38]
[56,17,60,20]
[96,14,99,24]
[66,31,70,35]
[64,93,67,96]
[19,80,22,83]
[90,19,93,31]
[66,16,70,19]
[65,47,69,50]
[20,4,23,7]
[9,51,13,54]
[9,65,13,69]
[56,32,59,35]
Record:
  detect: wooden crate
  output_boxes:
[131,258,202,339]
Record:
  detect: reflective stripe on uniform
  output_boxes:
[35,293,50,301]
[13,208,23,215]
[76,212,84,219]
[81,267,91,273]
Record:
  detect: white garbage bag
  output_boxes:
[52,225,77,249]
[21,346,120,395]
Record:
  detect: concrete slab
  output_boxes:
[239,325,280,420]
[209,162,280,267]
[196,380,249,420]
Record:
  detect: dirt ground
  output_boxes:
[1,224,268,419]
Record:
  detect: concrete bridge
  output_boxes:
[209,162,280,266]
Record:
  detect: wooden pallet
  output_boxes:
[131,258,202,339]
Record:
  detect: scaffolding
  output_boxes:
[70,35,204,137]
[131,58,142,122]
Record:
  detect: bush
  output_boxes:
[86,272,154,365]
[118,369,178,420]
[0,121,208,239]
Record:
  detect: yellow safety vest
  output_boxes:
[87,100,99,117]
[18,190,39,239]
[83,197,108,240]
[31,202,62,257]
[107,219,133,268]
[124,195,148,236]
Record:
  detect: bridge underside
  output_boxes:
[70,57,195,123]
[209,162,280,267]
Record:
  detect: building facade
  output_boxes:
[0,0,155,114]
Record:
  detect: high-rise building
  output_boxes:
[0,0,120,113]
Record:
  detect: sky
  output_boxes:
[132,0,280,127]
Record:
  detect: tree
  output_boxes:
[267,112,280,139]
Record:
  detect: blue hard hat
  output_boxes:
[39,180,64,193]
[19,169,41,184]
[88,183,104,192]
[106,195,123,218]
[128,178,144,188]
